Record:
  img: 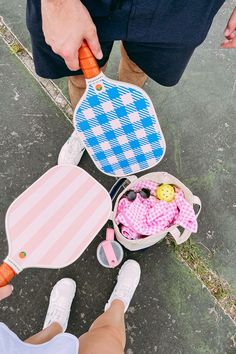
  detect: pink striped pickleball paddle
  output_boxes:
[0,165,112,287]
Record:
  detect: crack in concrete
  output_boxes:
[167,238,236,328]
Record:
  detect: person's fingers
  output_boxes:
[85,27,103,60]
[0,285,13,301]
[224,32,236,40]
[221,39,231,48]
[224,8,236,37]
[227,32,236,40]
[221,37,236,48]
[53,45,80,71]
[64,56,80,71]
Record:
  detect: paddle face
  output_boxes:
[4,165,112,273]
[74,73,166,177]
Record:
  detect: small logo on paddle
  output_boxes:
[95,84,103,91]
[19,251,27,259]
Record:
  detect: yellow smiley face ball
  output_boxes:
[156,184,175,202]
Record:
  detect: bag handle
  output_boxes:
[109,175,137,202]
[170,195,202,245]
[108,176,137,233]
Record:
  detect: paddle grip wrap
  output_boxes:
[0,263,16,287]
[79,42,100,79]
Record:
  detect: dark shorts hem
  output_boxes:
[30,35,196,86]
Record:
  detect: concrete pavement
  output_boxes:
[0,1,236,353]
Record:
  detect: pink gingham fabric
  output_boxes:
[115,180,198,239]
[121,225,142,239]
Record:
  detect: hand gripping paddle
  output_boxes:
[0,165,112,287]
[74,43,166,177]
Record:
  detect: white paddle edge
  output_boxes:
[73,72,166,177]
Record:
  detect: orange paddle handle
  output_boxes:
[0,263,16,287]
[79,42,100,79]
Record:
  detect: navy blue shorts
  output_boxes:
[26,0,224,86]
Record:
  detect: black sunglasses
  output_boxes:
[124,188,151,201]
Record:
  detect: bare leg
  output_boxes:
[118,43,147,87]
[68,75,86,111]
[68,64,107,110]
[79,300,125,354]
[24,322,62,345]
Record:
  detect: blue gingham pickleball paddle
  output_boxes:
[73,43,166,177]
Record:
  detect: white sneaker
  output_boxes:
[43,278,76,332]
[58,130,85,165]
[105,260,141,313]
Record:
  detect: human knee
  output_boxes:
[79,327,125,354]
[68,75,86,89]
[90,325,124,347]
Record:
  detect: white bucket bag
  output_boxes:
[109,172,202,252]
